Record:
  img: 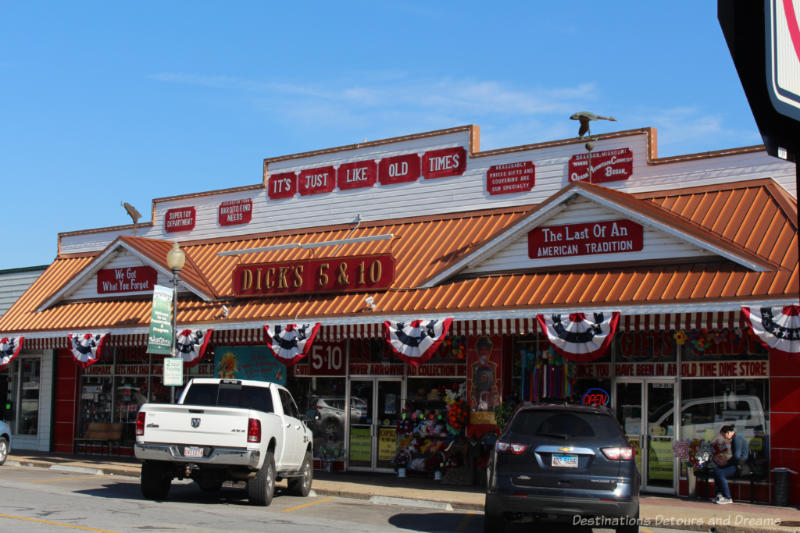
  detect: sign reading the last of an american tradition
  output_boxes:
[528,219,643,259]
[568,148,633,183]
[232,254,395,297]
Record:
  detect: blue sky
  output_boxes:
[0,2,765,270]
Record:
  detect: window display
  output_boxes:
[19,358,40,435]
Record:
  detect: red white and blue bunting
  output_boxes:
[264,323,321,366]
[537,312,620,362]
[175,329,213,367]
[68,333,109,368]
[0,336,23,370]
[384,318,453,367]
[742,306,800,355]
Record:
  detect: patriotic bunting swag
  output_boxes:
[264,324,321,366]
[175,329,213,367]
[537,312,620,362]
[743,306,800,355]
[384,318,453,366]
[0,336,23,370]
[68,333,109,368]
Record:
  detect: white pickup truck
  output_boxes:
[134,378,313,506]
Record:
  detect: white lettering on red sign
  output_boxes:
[486,161,535,195]
[379,153,421,185]
[268,172,297,200]
[680,360,768,378]
[528,219,643,259]
[422,147,467,179]
[568,148,633,183]
[97,266,157,294]
[299,166,336,196]
[337,160,377,190]
[218,198,253,226]
[165,207,196,233]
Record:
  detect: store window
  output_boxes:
[19,358,40,435]
[299,377,346,464]
[680,378,769,462]
[512,334,589,403]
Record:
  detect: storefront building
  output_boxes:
[0,125,797,502]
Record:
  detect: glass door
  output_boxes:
[615,379,676,493]
[347,378,403,471]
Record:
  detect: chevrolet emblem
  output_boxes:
[559,447,572,452]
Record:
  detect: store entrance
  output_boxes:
[615,379,676,493]
[347,378,403,472]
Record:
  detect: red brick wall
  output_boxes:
[769,349,800,505]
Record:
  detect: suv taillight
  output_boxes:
[247,418,261,443]
[136,412,145,436]
[495,441,528,454]
[601,446,634,460]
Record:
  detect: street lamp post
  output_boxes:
[166,242,186,403]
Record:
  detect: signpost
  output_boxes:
[146,284,173,356]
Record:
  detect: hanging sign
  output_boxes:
[233,254,394,297]
[528,220,643,259]
[163,357,184,386]
[568,148,633,183]
[218,198,253,226]
[0,336,23,370]
[486,161,535,195]
[337,160,377,190]
[293,340,347,376]
[379,154,421,185]
[147,284,174,355]
[422,147,467,179]
[268,172,298,200]
[165,207,196,233]
[97,266,157,294]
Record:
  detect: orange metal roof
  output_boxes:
[0,179,796,335]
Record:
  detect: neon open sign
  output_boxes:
[582,388,610,407]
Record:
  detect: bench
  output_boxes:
[694,456,768,503]
[74,422,123,455]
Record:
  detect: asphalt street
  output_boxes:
[0,464,697,533]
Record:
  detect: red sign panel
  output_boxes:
[568,148,633,184]
[298,166,336,196]
[679,360,768,378]
[528,219,643,259]
[218,198,252,226]
[422,146,466,179]
[486,161,535,195]
[293,340,347,376]
[379,154,421,185]
[233,254,395,297]
[268,172,297,200]
[97,266,157,294]
[164,207,196,233]
[337,160,377,190]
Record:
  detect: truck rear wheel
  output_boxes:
[141,461,171,500]
[248,451,275,506]
[288,451,313,497]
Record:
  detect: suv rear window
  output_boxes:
[508,410,621,440]
[183,383,274,414]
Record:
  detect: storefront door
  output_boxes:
[615,379,676,493]
[347,378,403,472]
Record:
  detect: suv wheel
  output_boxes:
[616,508,639,533]
[483,510,504,533]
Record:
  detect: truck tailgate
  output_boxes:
[141,404,254,448]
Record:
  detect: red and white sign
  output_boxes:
[165,207,196,233]
[568,148,633,184]
[218,198,252,226]
[379,153,421,185]
[97,266,157,294]
[766,0,800,121]
[407,364,466,377]
[486,161,535,195]
[268,172,297,200]
[337,160,377,190]
[293,340,347,376]
[680,360,769,378]
[422,147,466,179]
[528,219,643,259]
[614,363,678,377]
[298,166,336,196]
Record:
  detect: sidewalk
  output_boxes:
[6,452,800,533]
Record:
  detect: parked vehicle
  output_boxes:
[134,378,312,506]
[0,420,10,465]
[309,396,366,442]
[485,403,640,533]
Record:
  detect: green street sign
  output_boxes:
[147,284,174,355]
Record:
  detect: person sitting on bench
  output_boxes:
[711,424,748,504]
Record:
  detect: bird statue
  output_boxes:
[570,111,617,137]
[121,202,142,225]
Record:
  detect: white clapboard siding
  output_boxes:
[66,249,175,300]
[58,128,796,257]
[0,267,47,316]
[465,198,715,274]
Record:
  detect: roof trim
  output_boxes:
[38,237,216,311]
[422,181,775,288]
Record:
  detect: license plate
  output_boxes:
[184,446,203,458]
[552,453,578,468]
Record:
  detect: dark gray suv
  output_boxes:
[485,403,640,533]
